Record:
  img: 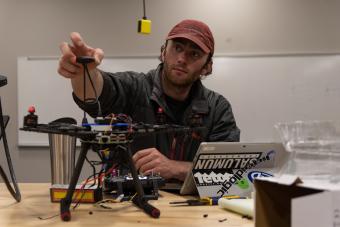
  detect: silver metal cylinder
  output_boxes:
[48,134,76,185]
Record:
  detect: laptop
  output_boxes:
[177,142,289,198]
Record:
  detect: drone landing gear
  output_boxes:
[0,96,21,202]
[60,142,160,221]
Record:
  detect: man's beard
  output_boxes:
[162,63,200,88]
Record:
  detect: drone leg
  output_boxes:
[0,99,21,202]
[125,144,145,197]
[125,144,160,218]
[60,142,90,221]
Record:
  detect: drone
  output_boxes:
[20,56,206,221]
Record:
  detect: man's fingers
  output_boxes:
[70,32,84,47]
[58,32,101,79]
[139,160,158,174]
[59,58,80,74]
[58,42,81,78]
[59,42,74,56]
[93,48,104,65]
[70,32,91,54]
[132,148,153,163]
[144,168,159,176]
[59,43,78,64]
[134,152,155,170]
[58,67,78,79]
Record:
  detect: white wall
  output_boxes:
[0,0,339,182]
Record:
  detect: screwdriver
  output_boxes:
[169,195,245,206]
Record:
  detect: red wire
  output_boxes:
[72,163,117,203]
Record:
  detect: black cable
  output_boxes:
[84,65,98,100]
[37,213,59,220]
[82,64,88,124]
[143,0,146,19]
[81,60,102,119]
[85,156,97,187]
[84,65,102,117]
[94,149,104,161]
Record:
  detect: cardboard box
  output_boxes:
[254,175,340,227]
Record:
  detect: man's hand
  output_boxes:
[132,148,192,181]
[58,32,104,79]
[58,32,105,100]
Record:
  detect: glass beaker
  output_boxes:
[275,120,340,184]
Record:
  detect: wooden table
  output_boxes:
[0,183,254,227]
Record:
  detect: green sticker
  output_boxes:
[236,178,249,189]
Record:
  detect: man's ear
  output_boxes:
[161,50,165,62]
[201,60,213,76]
[160,44,166,63]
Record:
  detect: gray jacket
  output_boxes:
[73,64,240,161]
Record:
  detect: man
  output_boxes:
[58,19,240,181]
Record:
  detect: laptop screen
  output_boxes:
[180,142,288,198]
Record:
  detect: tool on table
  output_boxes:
[169,195,246,206]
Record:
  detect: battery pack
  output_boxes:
[50,184,102,203]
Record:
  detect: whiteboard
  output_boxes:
[17,55,340,146]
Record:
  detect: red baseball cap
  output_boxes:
[166,19,214,55]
